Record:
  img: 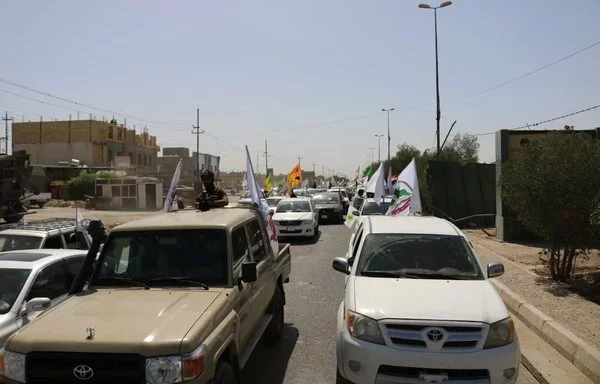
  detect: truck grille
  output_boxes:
[26,352,145,384]
[378,365,490,382]
[278,220,302,226]
[382,321,485,352]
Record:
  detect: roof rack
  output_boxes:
[0,218,78,232]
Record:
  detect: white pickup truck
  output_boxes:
[20,191,51,209]
[333,216,520,384]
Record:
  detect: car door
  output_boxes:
[245,219,276,327]
[16,260,71,326]
[230,225,255,347]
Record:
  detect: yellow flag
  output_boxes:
[288,163,302,189]
[264,174,273,192]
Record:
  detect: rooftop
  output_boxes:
[0,218,78,234]
[0,249,88,269]
[364,216,461,236]
[112,207,259,232]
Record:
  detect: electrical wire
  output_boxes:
[472,103,600,136]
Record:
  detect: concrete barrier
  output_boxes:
[490,279,600,383]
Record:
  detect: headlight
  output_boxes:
[484,318,515,349]
[302,220,313,225]
[145,345,207,384]
[0,348,26,383]
[346,311,385,345]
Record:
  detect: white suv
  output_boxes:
[333,216,520,384]
[0,218,91,252]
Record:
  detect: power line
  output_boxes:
[472,103,600,136]
[447,39,600,104]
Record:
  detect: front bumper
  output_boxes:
[275,223,315,237]
[337,328,520,384]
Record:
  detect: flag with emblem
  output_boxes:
[264,174,273,192]
[288,163,303,189]
[386,158,421,216]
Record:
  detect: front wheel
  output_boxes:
[208,362,237,384]
[263,286,284,346]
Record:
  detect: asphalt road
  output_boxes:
[241,223,538,384]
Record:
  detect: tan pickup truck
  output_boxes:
[0,207,292,384]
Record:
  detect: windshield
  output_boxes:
[93,229,228,287]
[277,200,312,212]
[0,235,43,251]
[266,198,281,207]
[312,194,339,204]
[0,268,31,314]
[361,201,391,215]
[357,234,484,280]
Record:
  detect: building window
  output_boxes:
[138,154,142,165]
[108,127,114,139]
[143,155,147,166]
[108,150,113,162]
[129,152,134,164]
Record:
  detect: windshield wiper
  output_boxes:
[361,271,465,280]
[148,276,209,290]
[361,271,420,278]
[94,276,150,289]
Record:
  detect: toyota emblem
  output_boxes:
[73,365,94,380]
[427,329,444,342]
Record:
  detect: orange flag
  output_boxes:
[288,163,303,189]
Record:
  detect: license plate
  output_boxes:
[419,373,448,383]
[321,214,328,219]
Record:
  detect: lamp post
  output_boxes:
[381,108,395,161]
[374,134,384,162]
[419,1,452,153]
[369,147,376,164]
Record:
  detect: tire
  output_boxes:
[338,213,344,224]
[38,202,45,209]
[208,362,237,384]
[312,225,319,242]
[337,368,352,384]
[263,286,285,346]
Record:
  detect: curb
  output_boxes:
[491,279,600,383]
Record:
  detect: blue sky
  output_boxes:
[1,0,599,176]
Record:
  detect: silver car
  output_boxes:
[0,249,87,347]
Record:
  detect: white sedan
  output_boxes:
[272,198,319,240]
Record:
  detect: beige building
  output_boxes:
[12,119,160,175]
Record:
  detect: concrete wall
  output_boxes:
[15,142,96,165]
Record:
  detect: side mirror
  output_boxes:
[242,262,258,283]
[332,257,350,275]
[22,297,51,315]
[487,263,505,278]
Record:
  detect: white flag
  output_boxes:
[245,146,279,256]
[385,166,393,195]
[75,208,87,235]
[365,162,385,203]
[242,173,248,189]
[386,158,422,216]
[164,158,183,212]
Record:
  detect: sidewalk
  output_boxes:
[467,232,600,352]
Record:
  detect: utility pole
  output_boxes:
[2,112,13,155]
[322,166,325,177]
[374,134,384,162]
[382,108,395,161]
[192,108,204,196]
[312,162,315,174]
[297,155,302,166]
[263,140,269,175]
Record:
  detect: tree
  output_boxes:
[500,132,600,282]
[66,172,116,201]
[437,133,480,163]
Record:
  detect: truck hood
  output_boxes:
[273,212,313,221]
[351,277,508,324]
[7,289,223,356]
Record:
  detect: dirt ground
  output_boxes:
[465,229,600,304]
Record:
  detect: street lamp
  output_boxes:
[381,108,395,162]
[369,147,376,164]
[419,1,452,153]
[374,134,384,162]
